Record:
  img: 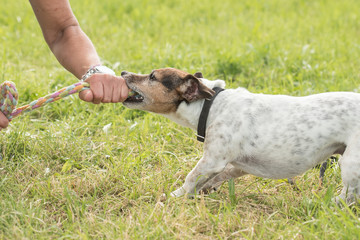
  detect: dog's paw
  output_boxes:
[199,187,218,195]
[170,187,186,197]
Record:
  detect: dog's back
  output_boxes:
[205,90,360,178]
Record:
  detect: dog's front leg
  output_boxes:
[171,156,227,197]
[199,163,247,193]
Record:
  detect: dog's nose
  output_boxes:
[121,71,129,77]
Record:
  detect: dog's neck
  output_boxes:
[161,78,226,130]
[162,100,205,130]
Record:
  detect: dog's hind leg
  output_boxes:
[199,163,247,194]
[338,134,360,204]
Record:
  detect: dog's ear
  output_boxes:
[194,72,203,78]
[179,75,215,102]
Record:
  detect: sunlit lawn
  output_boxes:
[1,0,360,239]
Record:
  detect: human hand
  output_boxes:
[79,74,129,104]
[0,112,9,130]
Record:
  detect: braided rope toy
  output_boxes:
[0,81,136,120]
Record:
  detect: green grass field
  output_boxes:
[1,0,360,239]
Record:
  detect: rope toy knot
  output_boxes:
[0,81,18,120]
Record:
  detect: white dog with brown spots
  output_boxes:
[122,68,360,204]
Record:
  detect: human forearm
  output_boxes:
[30,0,100,79]
[50,25,101,79]
[30,0,129,104]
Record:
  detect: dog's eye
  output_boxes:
[149,73,156,81]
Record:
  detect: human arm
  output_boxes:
[29,0,128,103]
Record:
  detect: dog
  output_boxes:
[122,68,360,204]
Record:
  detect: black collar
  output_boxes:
[197,87,225,142]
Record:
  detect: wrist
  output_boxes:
[81,65,115,81]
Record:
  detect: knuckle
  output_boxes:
[119,77,126,85]
[101,92,111,103]
[92,92,103,102]
[119,94,127,102]
[116,97,124,103]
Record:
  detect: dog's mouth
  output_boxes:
[125,89,144,103]
[123,74,145,103]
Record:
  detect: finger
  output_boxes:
[111,77,122,103]
[119,77,129,102]
[101,75,113,103]
[87,75,104,104]
[79,89,93,102]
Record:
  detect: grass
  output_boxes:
[1,0,360,238]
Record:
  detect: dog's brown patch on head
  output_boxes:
[123,68,214,114]
[156,68,188,91]
[194,72,203,78]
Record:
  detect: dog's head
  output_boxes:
[122,68,216,113]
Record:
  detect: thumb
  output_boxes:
[79,89,94,102]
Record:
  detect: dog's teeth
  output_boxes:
[128,90,137,97]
